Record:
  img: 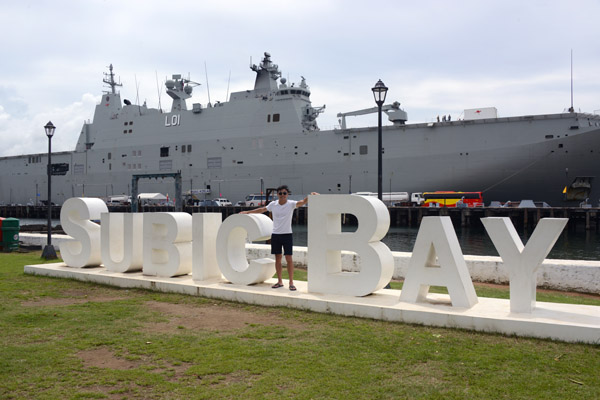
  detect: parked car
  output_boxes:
[244,193,275,206]
[213,198,232,206]
[198,199,219,207]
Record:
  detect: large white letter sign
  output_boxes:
[192,213,222,281]
[100,213,144,273]
[216,214,275,285]
[307,194,394,297]
[143,213,192,277]
[400,217,478,308]
[60,197,108,268]
[481,217,568,313]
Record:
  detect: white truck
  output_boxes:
[354,192,409,205]
[410,192,424,206]
[354,191,424,206]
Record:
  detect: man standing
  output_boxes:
[241,185,318,291]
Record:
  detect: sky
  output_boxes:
[1,0,599,157]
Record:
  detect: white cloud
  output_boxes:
[0,94,98,157]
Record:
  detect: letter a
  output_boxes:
[481,217,567,313]
[400,217,478,308]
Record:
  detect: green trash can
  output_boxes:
[1,218,20,252]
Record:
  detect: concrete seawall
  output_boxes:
[20,233,600,294]
[246,245,600,294]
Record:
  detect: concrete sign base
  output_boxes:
[24,262,600,344]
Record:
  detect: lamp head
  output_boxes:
[44,121,56,138]
[372,79,388,106]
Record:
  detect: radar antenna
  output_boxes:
[103,64,122,95]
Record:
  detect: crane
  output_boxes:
[336,101,408,129]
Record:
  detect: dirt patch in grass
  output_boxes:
[142,300,306,333]
[77,347,141,370]
[76,349,192,399]
[21,288,138,307]
[77,347,191,377]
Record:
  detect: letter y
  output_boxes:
[481,217,567,313]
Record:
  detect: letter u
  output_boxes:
[101,213,144,273]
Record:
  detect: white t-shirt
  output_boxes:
[266,199,298,234]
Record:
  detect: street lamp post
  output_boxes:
[372,79,388,201]
[42,121,57,260]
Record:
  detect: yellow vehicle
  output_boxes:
[422,191,483,208]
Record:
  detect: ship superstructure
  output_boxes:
[1,52,599,206]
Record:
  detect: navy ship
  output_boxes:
[1,52,599,206]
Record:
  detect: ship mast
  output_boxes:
[103,64,122,95]
[569,49,574,113]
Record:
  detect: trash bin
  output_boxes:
[1,217,20,252]
[0,217,4,250]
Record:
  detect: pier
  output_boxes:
[2,204,599,231]
[385,206,600,231]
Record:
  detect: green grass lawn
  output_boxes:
[1,251,599,399]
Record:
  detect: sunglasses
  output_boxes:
[278,192,288,195]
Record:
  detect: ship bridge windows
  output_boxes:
[160,147,170,157]
[278,89,309,97]
[181,145,192,153]
[28,155,42,164]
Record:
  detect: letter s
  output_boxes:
[60,197,108,268]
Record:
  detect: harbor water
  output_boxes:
[290,225,600,261]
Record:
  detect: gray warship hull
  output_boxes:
[1,54,599,207]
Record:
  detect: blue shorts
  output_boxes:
[271,233,293,255]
